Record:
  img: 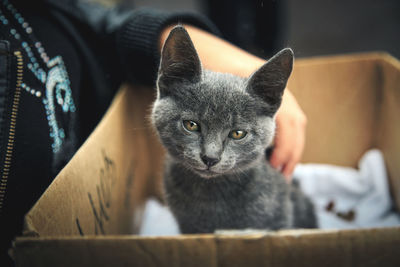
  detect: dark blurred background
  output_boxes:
[125,0,400,59]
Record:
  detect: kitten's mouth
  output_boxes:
[193,167,220,178]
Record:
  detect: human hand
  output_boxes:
[270,89,307,181]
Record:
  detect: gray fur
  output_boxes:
[151,26,317,233]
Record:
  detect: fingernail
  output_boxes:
[284,174,292,184]
[276,165,283,172]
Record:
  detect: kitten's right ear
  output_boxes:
[157,26,202,98]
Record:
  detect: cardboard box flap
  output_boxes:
[23,86,165,237]
[14,227,400,266]
[288,52,400,208]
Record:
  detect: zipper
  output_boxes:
[0,50,23,213]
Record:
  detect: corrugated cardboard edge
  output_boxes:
[13,227,400,266]
[295,51,400,67]
[22,214,39,237]
[374,53,400,210]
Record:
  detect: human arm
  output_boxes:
[159,25,307,179]
[50,0,306,178]
[46,1,220,85]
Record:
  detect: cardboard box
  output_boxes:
[12,53,400,266]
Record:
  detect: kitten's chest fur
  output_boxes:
[164,157,294,233]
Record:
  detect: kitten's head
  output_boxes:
[152,26,293,178]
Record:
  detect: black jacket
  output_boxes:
[0,0,218,265]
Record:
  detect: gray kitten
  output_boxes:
[151,26,317,233]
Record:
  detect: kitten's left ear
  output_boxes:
[246,48,294,113]
[157,26,202,97]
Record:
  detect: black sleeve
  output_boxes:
[48,0,220,85]
[114,8,221,84]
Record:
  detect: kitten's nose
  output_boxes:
[201,155,220,167]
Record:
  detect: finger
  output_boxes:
[281,164,293,183]
[269,146,288,170]
[269,134,291,170]
[269,118,292,169]
[280,151,299,183]
[282,127,306,178]
[282,159,296,178]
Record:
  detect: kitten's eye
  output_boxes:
[229,130,247,140]
[183,120,200,132]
